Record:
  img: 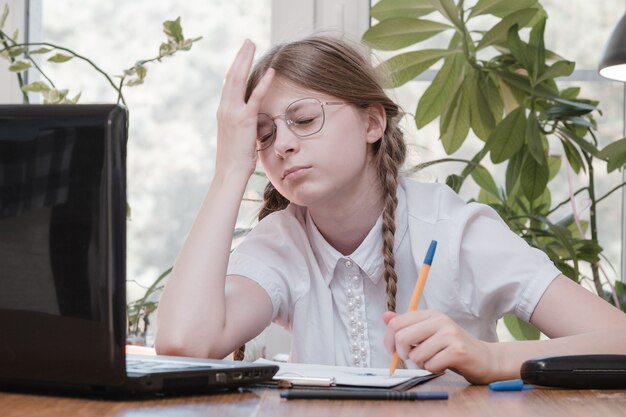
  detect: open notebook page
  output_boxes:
[254,358,433,388]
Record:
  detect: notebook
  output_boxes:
[255,358,441,391]
[0,104,278,396]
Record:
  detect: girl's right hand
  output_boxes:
[215,39,275,179]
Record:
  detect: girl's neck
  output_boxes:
[308,183,384,256]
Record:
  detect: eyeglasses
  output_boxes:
[256,97,348,151]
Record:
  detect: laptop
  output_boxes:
[0,104,278,396]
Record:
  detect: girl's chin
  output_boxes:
[275,186,317,207]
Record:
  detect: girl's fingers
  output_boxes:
[246,67,275,108]
[407,331,449,370]
[384,310,443,358]
[223,39,256,99]
[392,320,439,359]
[382,311,397,325]
[413,345,456,374]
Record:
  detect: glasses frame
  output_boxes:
[256,97,348,151]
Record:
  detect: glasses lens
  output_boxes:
[286,98,324,137]
[256,113,275,151]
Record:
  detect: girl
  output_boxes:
[155,35,626,384]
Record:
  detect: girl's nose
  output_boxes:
[272,119,300,157]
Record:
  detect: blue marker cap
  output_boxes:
[488,379,534,391]
[423,240,437,265]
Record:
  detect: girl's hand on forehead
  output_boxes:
[215,39,275,178]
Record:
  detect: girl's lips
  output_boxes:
[282,166,310,180]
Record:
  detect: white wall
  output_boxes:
[271,0,369,44]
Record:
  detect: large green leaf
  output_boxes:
[379,49,454,87]
[526,112,545,164]
[363,18,452,51]
[440,79,471,154]
[495,70,596,111]
[559,137,584,173]
[544,103,592,121]
[478,188,500,205]
[505,148,525,195]
[532,185,552,212]
[487,107,526,164]
[506,25,530,73]
[528,17,546,80]
[485,74,504,124]
[471,165,499,198]
[557,125,600,157]
[560,86,581,100]
[547,155,561,181]
[371,0,436,21]
[521,153,549,201]
[575,240,603,264]
[429,0,463,29]
[415,53,463,128]
[597,138,626,172]
[469,0,538,19]
[503,314,540,340]
[477,8,539,50]
[469,72,498,140]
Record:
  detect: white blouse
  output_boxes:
[227,177,560,368]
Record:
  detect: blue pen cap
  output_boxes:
[423,240,438,265]
[488,379,534,391]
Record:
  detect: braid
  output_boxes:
[376,121,406,369]
[233,182,290,361]
[376,121,406,313]
[381,177,399,312]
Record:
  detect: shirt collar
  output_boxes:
[305,184,408,287]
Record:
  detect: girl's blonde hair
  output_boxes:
[235,35,406,360]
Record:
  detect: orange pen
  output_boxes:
[389,240,438,376]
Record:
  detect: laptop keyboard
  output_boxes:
[126,357,216,373]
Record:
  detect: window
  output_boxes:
[35,1,271,309]
[3,0,368,353]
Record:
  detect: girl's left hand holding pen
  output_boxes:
[383,309,498,384]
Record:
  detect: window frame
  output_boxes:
[9,1,626,284]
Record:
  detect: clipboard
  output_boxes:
[253,359,442,391]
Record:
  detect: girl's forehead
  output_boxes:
[259,76,330,112]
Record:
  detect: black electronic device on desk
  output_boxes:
[521,354,626,389]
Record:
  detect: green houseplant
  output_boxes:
[0,3,199,344]
[363,0,626,338]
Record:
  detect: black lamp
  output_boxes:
[599,12,626,81]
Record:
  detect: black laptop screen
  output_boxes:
[0,105,128,386]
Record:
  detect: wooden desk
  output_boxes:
[1,372,625,417]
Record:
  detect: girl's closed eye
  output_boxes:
[293,116,317,126]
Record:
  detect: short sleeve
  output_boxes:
[452,203,560,322]
[227,206,310,329]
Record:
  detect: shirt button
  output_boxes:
[345,260,353,268]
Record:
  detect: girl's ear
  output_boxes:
[365,104,387,144]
